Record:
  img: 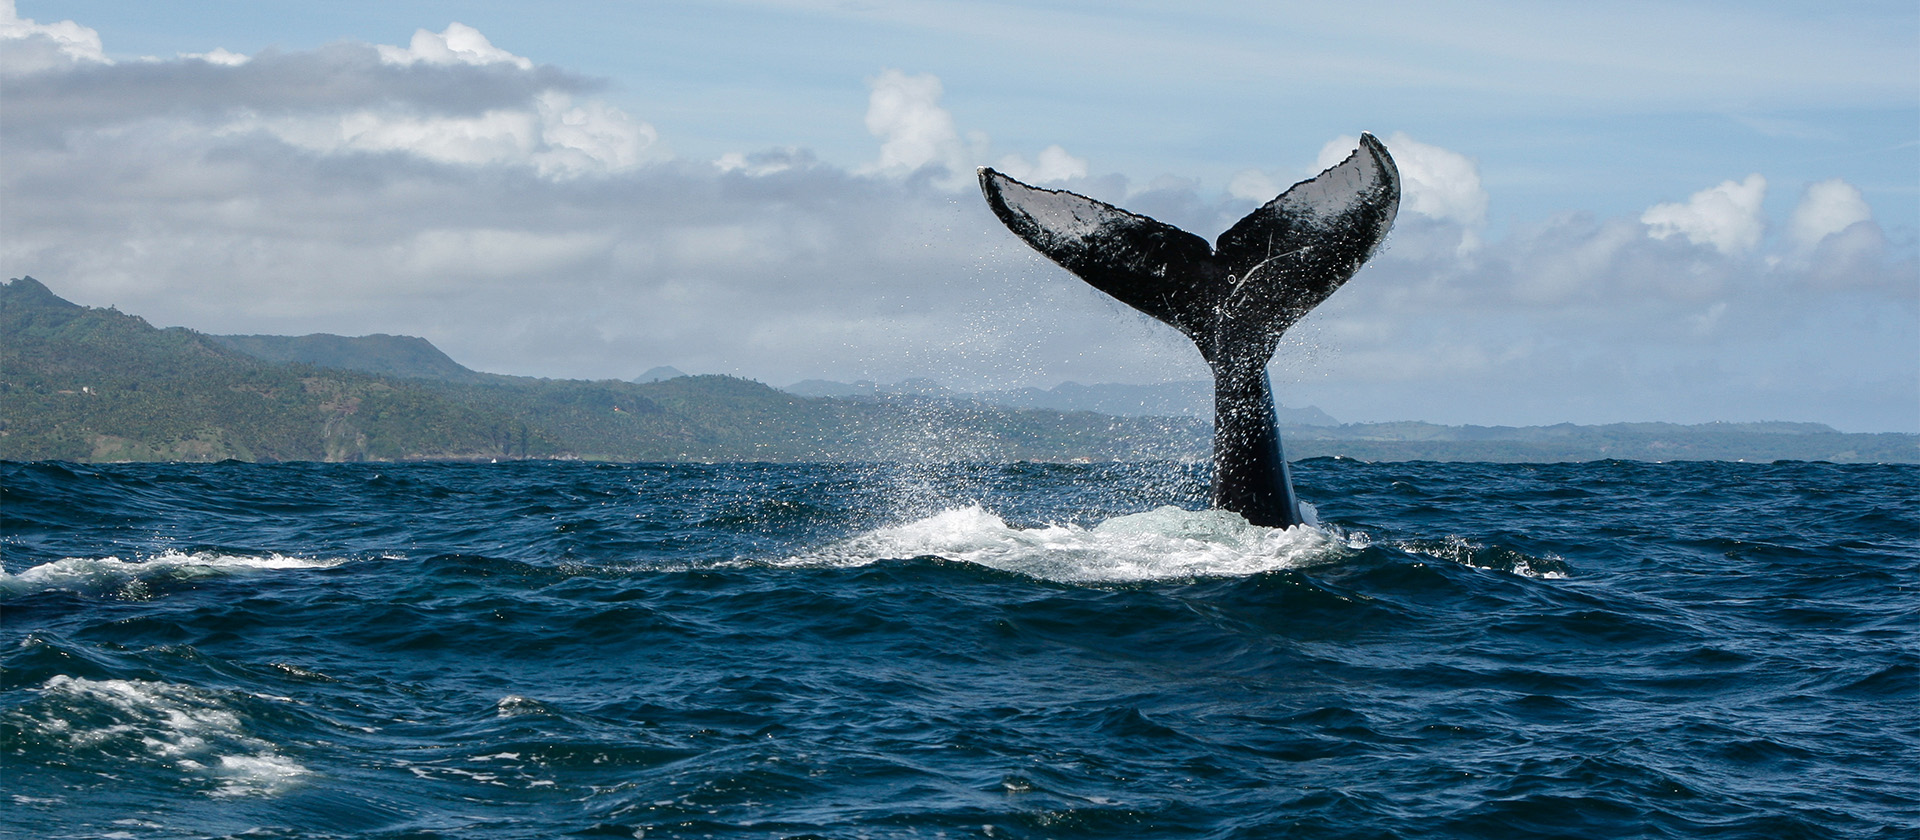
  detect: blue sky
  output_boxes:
[4,1,1916,431]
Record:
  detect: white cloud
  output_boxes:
[530,91,662,178]
[375,22,533,70]
[238,108,543,168]
[863,69,971,184]
[1787,178,1873,250]
[141,26,664,179]
[181,48,248,66]
[862,69,1088,192]
[234,97,661,178]
[994,145,1088,184]
[1641,174,1767,255]
[0,0,108,73]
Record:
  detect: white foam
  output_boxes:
[787,505,1357,583]
[1,551,341,598]
[494,695,552,717]
[1396,535,1570,579]
[29,676,309,798]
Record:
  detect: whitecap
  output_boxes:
[25,676,309,797]
[1,551,342,598]
[787,504,1358,583]
[1395,535,1572,579]
[495,695,554,717]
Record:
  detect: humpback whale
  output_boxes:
[978,134,1400,528]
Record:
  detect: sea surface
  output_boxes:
[3,458,1916,839]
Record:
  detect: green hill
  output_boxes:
[207,332,492,383]
[1,277,549,462]
[4,276,1913,464]
[0,277,1205,464]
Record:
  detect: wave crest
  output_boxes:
[13,676,308,798]
[1,552,341,599]
[788,505,1358,583]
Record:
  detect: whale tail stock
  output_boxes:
[978,133,1400,527]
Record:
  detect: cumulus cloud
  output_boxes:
[1788,178,1873,250]
[863,69,972,184]
[531,92,660,177]
[1641,174,1767,255]
[862,69,1086,191]
[0,0,107,73]
[994,145,1089,184]
[376,22,533,70]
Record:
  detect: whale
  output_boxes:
[978,133,1400,527]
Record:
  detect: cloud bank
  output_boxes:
[2,11,1914,431]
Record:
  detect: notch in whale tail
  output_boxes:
[979,134,1400,527]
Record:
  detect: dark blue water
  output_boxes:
[4,459,1916,839]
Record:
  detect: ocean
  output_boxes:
[3,458,1915,839]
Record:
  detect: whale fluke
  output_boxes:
[979,134,1399,527]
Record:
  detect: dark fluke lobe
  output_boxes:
[979,134,1401,526]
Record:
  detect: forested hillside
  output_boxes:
[1,277,1204,463]
[2,277,551,461]
[4,277,1912,464]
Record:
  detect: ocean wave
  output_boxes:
[1396,535,1573,579]
[785,504,1359,583]
[0,551,342,599]
[4,461,1910,838]
[9,676,309,798]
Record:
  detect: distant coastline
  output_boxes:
[5,276,1914,465]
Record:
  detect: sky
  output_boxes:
[2,0,1915,432]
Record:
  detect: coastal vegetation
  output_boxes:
[5,277,1913,464]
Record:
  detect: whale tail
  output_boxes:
[978,134,1399,526]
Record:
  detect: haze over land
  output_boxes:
[2,2,1914,432]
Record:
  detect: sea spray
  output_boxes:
[789,504,1357,582]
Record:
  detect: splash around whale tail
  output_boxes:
[979,134,1400,527]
